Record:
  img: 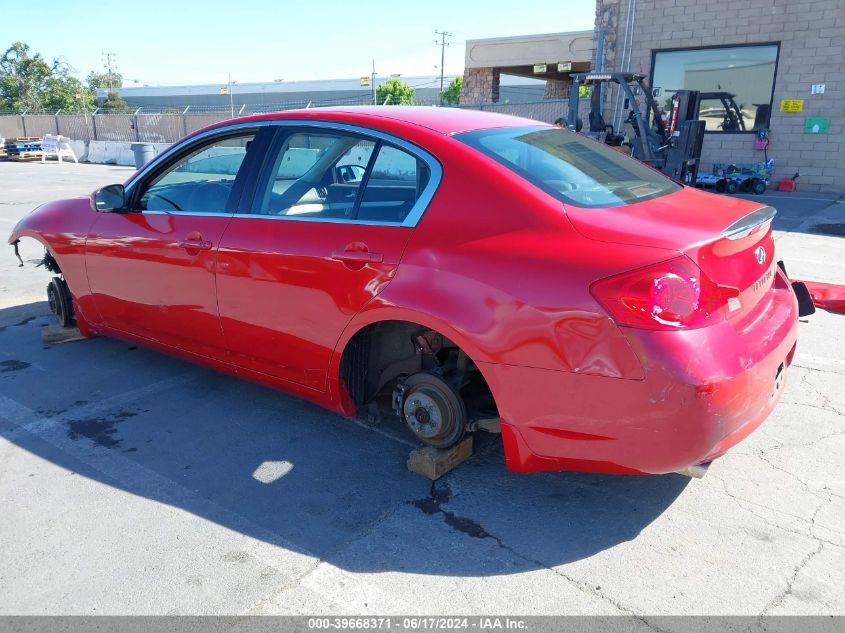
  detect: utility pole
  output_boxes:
[434,30,452,102]
[101,52,117,91]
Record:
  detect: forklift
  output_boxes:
[698,91,746,131]
[565,72,706,185]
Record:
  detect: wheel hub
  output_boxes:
[403,391,444,439]
[397,372,468,449]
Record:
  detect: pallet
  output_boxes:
[8,152,43,161]
[5,144,42,153]
[5,136,40,143]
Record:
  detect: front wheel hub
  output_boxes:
[46,277,74,328]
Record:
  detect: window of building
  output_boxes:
[651,44,779,133]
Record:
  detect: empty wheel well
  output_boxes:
[338,320,498,423]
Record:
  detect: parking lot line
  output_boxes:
[782,258,845,267]
[0,390,319,565]
[296,561,419,615]
[0,372,201,442]
[0,387,425,615]
[794,353,845,372]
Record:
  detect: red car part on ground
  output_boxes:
[797,280,845,314]
[9,107,801,476]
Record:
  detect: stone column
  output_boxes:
[459,68,501,105]
[544,79,570,99]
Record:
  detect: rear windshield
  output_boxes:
[455,126,680,208]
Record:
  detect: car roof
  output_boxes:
[226,105,550,136]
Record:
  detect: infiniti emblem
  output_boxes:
[755,246,767,265]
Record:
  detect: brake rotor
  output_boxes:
[400,372,467,449]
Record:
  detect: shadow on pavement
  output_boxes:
[0,301,689,576]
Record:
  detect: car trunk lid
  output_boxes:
[565,186,778,319]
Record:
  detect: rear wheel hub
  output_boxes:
[400,372,467,449]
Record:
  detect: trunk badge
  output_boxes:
[755,246,767,265]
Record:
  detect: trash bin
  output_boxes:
[130,143,155,169]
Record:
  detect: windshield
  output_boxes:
[456,126,680,208]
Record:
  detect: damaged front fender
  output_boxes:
[7,196,102,331]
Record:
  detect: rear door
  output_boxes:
[85,129,267,358]
[215,124,437,389]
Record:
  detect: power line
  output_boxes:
[434,30,453,102]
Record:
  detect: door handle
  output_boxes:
[331,249,384,264]
[178,239,212,251]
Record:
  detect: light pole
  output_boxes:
[371,60,376,105]
[228,73,235,118]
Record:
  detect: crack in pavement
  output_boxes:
[760,502,827,616]
[409,480,671,627]
[795,371,845,417]
[712,472,844,546]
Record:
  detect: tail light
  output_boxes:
[590,256,738,330]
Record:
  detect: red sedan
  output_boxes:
[9,107,799,476]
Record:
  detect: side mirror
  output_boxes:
[92,184,126,212]
[337,164,364,183]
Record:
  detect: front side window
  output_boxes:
[252,128,430,224]
[135,134,255,213]
[456,126,680,208]
[652,44,779,132]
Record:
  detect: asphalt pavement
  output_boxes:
[0,161,843,617]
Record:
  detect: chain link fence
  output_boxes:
[0,111,234,144]
[456,97,592,127]
[1,98,589,146]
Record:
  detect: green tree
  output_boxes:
[0,42,54,111]
[45,74,90,112]
[376,78,415,105]
[440,77,464,105]
[101,90,129,112]
[86,70,123,92]
[439,76,462,105]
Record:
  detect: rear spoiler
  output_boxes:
[722,206,777,240]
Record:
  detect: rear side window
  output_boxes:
[357,145,430,223]
[251,128,431,224]
[456,126,680,208]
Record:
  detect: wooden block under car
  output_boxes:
[41,325,85,345]
[406,436,473,480]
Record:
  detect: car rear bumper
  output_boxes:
[483,270,799,475]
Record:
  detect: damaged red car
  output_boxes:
[9,107,802,476]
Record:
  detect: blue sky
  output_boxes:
[3,0,595,86]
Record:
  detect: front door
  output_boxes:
[216,127,433,389]
[85,130,261,359]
